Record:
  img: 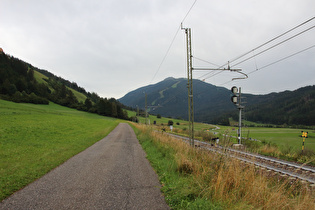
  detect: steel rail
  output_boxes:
[163,132,315,184]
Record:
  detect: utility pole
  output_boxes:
[181,25,248,147]
[238,87,242,144]
[231,86,244,144]
[145,92,148,125]
[182,26,194,147]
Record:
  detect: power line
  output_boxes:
[193,56,221,68]
[219,44,315,86]
[150,26,181,83]
[199,17,315,81]
[201,24,315,81]
[229,16,315,64]
[182,0,198,23]
[231,25,315,68]
[247,44,315,75]
[150,0,198,83]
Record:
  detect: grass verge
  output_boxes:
[0,99,120,201]
[132,123,315,209]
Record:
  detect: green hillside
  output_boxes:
[119,77,315,126]
[119,77,236,122]
[33,70,49,84]
[0,99,120,201]
[0,52,128,120]
[33,70,87,102]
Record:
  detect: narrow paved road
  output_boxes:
[0,123,169,210]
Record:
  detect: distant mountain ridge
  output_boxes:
[119,77,315,126]
[119,77,240,122]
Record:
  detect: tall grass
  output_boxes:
[134,124,315,209]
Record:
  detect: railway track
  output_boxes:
[165,132,315,186]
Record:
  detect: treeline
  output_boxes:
[0,52,129,120]
[227,86,315,126]
[244,86,315,126]
[0,53,50,104]
[37,68,88,96]
[211,86,315,127]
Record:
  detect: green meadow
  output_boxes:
[128,110,315,152]
[218,126,315,152]
[0,99,120,200]
[2,103,314,201]
[127,110,214,131]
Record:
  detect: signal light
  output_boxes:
[231,95,238,104]
[231,86,238,94]
[231,86,238,105]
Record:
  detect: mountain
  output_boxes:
[244,86,315,125]
[119,77,237,122]
[0,51,128,120]
[119,77,315,126]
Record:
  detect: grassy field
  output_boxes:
[127,110,315,165]
[0,99,120,201]
[133,123,315,209]
[127,110,215,131]
[128,110,315,152]
[218,125,315,152]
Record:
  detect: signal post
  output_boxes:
[181,25,248,147]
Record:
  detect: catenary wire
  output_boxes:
[229,16,315,64]
[150,0,198,83]
[201,24,315,81]
[193,56,221,68]
[198,17,315,81]
[150,44,315,114]
[230,25,315,68]
[247,44,315,75]
[219,44,315,86]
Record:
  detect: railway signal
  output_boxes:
[231,86,238,104]
[181,24,247,147]
[301,131,308,153]
[231,86,244,144]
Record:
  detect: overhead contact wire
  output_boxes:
[199,17,315,81]
[150,0,198,83]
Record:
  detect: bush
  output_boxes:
[2,91,49,105]
[168,120,174,126]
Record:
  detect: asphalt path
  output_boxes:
[0,123,169,210]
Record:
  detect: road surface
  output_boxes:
[0,123,169,209]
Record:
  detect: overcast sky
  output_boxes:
[1,0,314,99]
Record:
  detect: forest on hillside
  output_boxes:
[0,52,129,120]
[243,86,315,126]
[120,77,315,126]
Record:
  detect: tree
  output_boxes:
[1,79,17,95]
[111,102,118,117]
[84,98,92,110]
[27,69,35,81]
